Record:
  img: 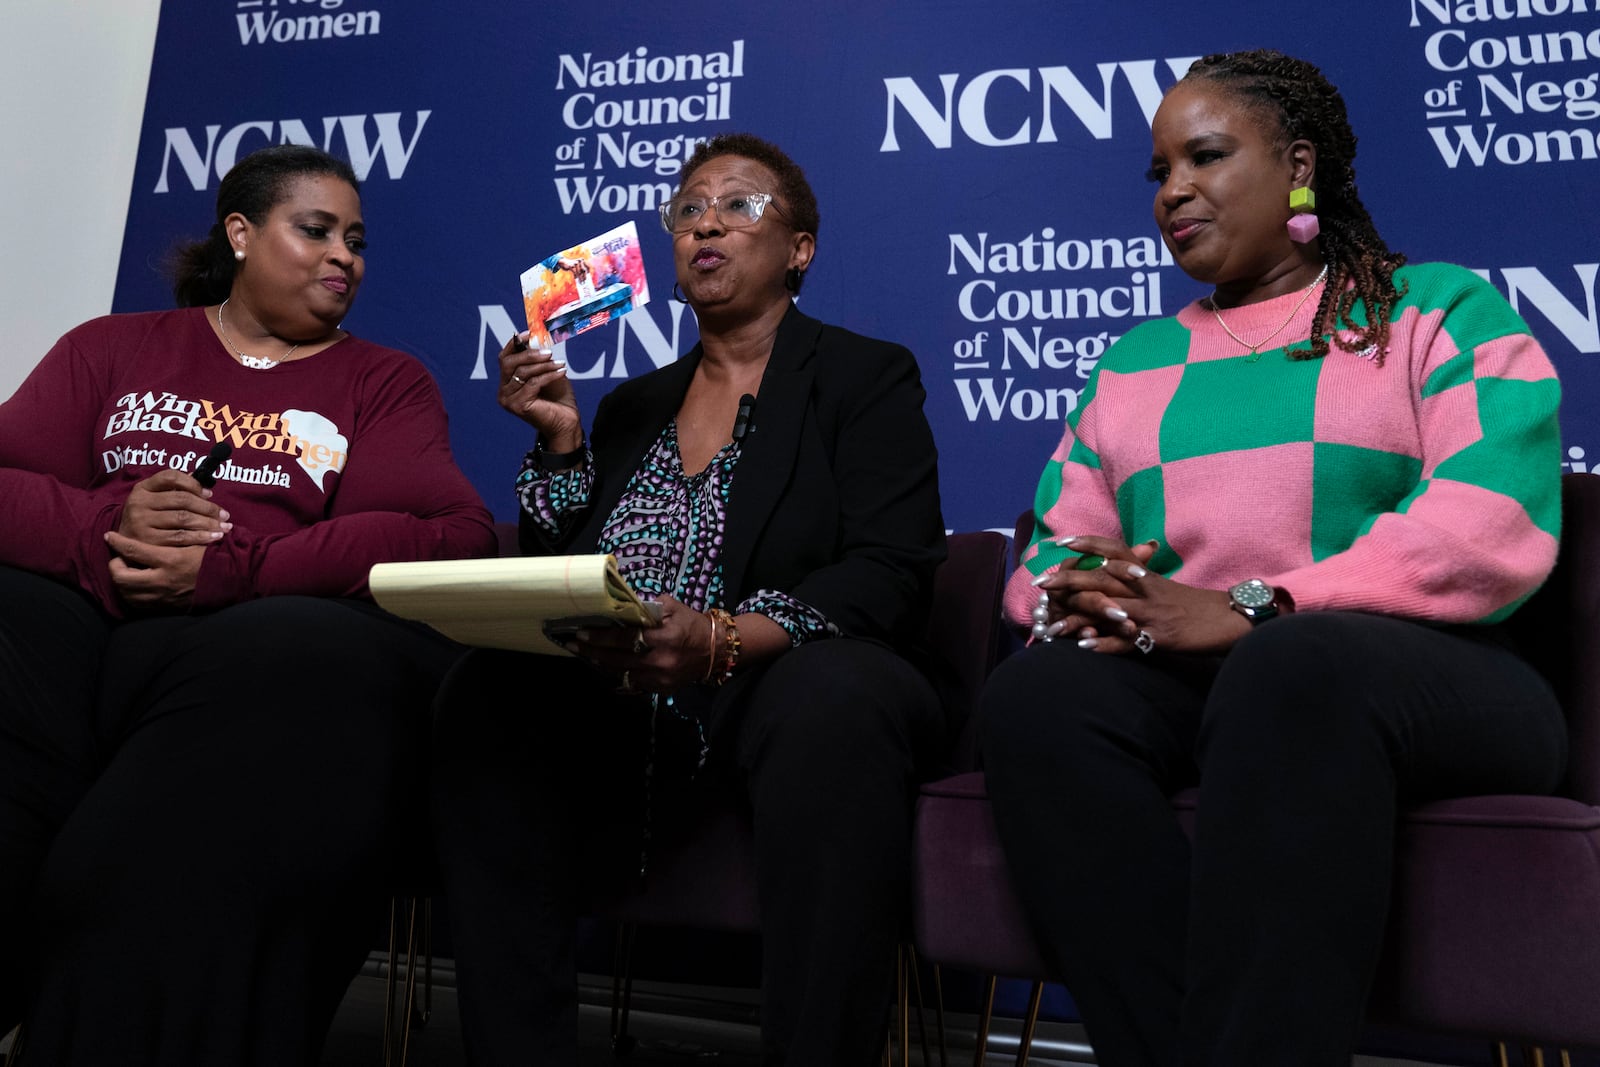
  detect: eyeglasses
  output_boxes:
[658,191,786,234]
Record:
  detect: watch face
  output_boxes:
[1232,579,1275,609]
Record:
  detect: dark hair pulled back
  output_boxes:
[168,144,359,308]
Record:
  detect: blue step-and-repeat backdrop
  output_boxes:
[112,0,1599,534]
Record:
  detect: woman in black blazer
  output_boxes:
[431,133,947,1066]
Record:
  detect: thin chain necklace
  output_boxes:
[217,298,300,370]
[1207,264,1329,362]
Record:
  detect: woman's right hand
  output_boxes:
[1031,535,1159,642]
[499,332,582,449]
[117,469,231,547]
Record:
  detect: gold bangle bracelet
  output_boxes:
[702,611,720,684]
[707,608,740,686]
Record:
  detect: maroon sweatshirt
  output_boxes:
[0,307,495,616]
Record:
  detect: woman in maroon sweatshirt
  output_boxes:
[0,144,495,1065]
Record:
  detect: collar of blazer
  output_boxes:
[587,303,823,599]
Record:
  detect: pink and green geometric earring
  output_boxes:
[1287,186,1320,243]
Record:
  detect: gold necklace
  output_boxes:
[1207,264,1329,362]
[217,299,301,370]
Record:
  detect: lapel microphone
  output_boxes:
[732,394,757,441]
[194,442,233,488]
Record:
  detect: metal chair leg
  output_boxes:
[973,975,997,1067]
[930,964,948,1067]
[1524,1050,1546,1067]
[381,897,401,1067]
[609,923,638,1056]
[1493,1043,1511,1067]
[397,896,422,1067]
[897,946,910,1067]
[381,895,423,1067]
[417,896,433,1027]
[1013,981,1043,1067]
[884,949,903,1067]
[906,945,932,1067]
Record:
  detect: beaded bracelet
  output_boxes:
[705,608,741,686]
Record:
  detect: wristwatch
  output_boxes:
[1228,578,1280,624]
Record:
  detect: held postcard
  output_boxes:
[520,221,651,348]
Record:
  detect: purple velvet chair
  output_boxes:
[597,529,1013,1049]
[911,473,1600,1064]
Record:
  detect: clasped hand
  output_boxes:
[104,469,231,610]
[1032,535,1251,655]
[565,595,712,695]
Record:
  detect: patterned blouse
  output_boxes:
[516,419,837,645]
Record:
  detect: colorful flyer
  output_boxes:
[520,221,650,347]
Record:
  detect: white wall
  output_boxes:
[0,0,161,401]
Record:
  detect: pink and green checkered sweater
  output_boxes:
[1006,262,1562,628]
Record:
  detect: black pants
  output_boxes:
[0,565,460,1065]
[430,637,944,1067]
[978,611,1567,1067]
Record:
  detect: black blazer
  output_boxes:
[521,304,946,653]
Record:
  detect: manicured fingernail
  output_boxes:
[1106,607,1129,620]
[1030,570,1054,587]
[202,489,214,499]
[220,522,233,532]
[1047,535,1082,545]
[1045,620,1068,637]
[208,531,223,541]
[218,509,230,522]
[1127,565,1148,578]
[1078,637,1099,649]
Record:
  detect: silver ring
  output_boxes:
[632,631,649,655]
[510,374,525,384]
[1135,629,1155,654]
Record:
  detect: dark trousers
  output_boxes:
[430,637,944,1067]
[978,611,1567,1067]
[0,565,459,1065]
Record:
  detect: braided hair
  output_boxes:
[1183,50,1406,364]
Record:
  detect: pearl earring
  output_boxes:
[234,250,245,261]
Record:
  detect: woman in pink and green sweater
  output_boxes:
[980,50,1564,1067]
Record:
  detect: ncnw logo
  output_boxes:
[880,56,1197,151]
[153,112,430,192]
